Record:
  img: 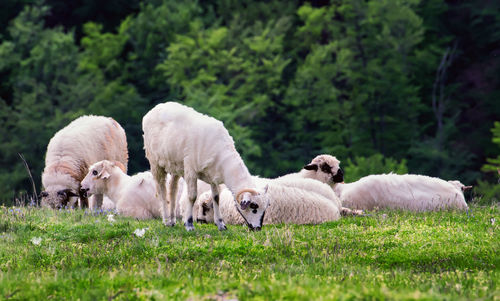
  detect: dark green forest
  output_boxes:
[1,0,499,203]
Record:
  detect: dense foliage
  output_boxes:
[0,205,498,299]
[0,0,499,202]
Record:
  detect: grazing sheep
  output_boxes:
[195,176,341,225]
[333,174,469,211]
[41,116,128,209]
[142,102,270,231]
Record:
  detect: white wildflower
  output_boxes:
[491,218,496,225]
[134,228,148,237]
[31,237,42,246]
[107,214,116,222]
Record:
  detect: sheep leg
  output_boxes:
[89,194,103,210]
[152,167,172,226]
[183,174,197,231]
[211,184,227,231]
[167,174,179,226]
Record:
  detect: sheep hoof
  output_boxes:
[216,221,227,231]
[163,220,176,227]
[184,222,195,231]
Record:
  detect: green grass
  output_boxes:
[0,205,498,300]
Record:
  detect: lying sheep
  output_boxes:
[278,154,363,215]
[41,115,128,209]
[279,154,344,187]
[447,180,473,193]
[195,176,341,225]
[333,173,469,211]
[81,160,200,219]
[142,102,270,231]
[81,160,160,219]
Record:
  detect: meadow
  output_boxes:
[0,203,498,300]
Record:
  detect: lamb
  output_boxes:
[81,160,202,219]
[142,101,270,231]
[194,176,341,225]
[41,115,128,209]
[333,173,469,211]
[81,160,161,219]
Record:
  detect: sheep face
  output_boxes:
[40,187,78,209]
[304,155,343,184]
[80,161,112,197]
[235,186,270,231]
[197,198,214,224]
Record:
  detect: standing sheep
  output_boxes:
[41,116,128,209]
[195,176,341,225]
[334,174,469,211]
[142,102,270,231]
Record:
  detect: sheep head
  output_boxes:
[447,180,473,192]
[303,154,343,185]
[40,188,78,209]
[234,185,270,231]
[196,193,215,224]
[80,160,119,197]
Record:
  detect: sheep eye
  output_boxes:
[92,170,98,176]
[249,203,259,210]
[320,163,332,174]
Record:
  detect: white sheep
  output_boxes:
[41,115,128,209]
[81,160,200,219]
[278,154,344,187]
[142,102,270,231]
[277,154,364,215]
[447,180,473,193]
[81,160,161,219]
[195,176,341,225]
[333,173,469,211]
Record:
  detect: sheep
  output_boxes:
[41,115,128,209]
[290,154,469,211]
[276,154,364,215]
[81,160,202,219]
[81,160,161,219]
[447,180,473,193]
[142,101,270,231]
[194,176,341,225]
[278,154,344,187]
[333,173,469,211]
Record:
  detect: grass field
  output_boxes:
[0,204,498,300]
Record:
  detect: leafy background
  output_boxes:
[1,0,499,203]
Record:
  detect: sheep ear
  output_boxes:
[304,164,318,171]
[66,190,78,197]
[57,189,77,198]
[463,185,473,191]
[97,167,111,179]
[240,197,250,210]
